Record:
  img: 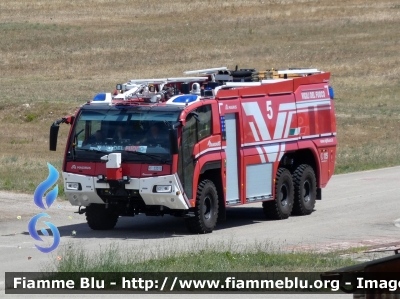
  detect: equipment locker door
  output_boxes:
[225,113,240,204]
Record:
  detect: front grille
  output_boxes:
[96,188,142,201]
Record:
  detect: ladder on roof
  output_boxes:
[183,67,321,82]
[277,68,320,75]
[114,67,323,99]
[183,67,228,75]
[127,77,208,85]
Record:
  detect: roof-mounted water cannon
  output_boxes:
[191,83,201,95]
[150,94,163,103]
[116,84,123,94]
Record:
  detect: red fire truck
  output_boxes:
[49,67,337,234]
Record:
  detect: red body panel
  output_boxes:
[65,162,96,175]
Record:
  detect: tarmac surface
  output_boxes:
[1,166,400,298]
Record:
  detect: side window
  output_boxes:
[197,104,212,141]
[77,120,101,147]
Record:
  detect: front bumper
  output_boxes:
[62,172,190,210]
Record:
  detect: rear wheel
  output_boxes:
[86,204,119,230]
[292,164,316,215]
[263,168,294,220]
[185,179,219,234]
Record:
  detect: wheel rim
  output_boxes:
[279,184,288,206]
[203,195,212,220]
[303,180,311,203]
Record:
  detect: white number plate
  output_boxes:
[148,166,162,171]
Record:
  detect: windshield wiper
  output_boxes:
[124,151,167,163]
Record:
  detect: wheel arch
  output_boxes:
[198,161,225,221]
[278,146,321,199]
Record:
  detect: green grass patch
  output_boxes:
[51,243,356,273]
[0,157,67,199]
[25,113,38,122]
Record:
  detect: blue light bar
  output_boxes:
[172,95,198,103]
[93,93,107,101]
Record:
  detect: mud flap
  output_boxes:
[316,188,322,200]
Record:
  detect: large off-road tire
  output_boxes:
[263,168,294,220]
[185,179,219,234]
[292,164,317,215]
[86,204,119,230]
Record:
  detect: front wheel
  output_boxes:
[86,204,119,230]
[185,179,219,234]
[263,168,294,220]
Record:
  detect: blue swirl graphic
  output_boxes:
[41,228,49,236]
[33,163,59,210]
[28,213,60,253]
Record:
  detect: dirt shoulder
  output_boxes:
[0,191,75,222]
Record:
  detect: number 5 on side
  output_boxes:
[267,100,273,119]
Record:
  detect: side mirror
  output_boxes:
[172,121,182,129]
[49,123,60,151]
[169,129,178,155]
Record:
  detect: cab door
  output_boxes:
[178,105,213,200]
[178,112,197,200]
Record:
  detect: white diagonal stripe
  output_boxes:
[256,146,266,163]
[279,103,296,111]
[249,122,260,142]
[242,102,271,140]
[273,112,287,140]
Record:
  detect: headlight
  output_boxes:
[153,185,172,193]
[66,182,81,190]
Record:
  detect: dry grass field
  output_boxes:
[0,0,399,194]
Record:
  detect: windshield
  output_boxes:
[66,107,180,163]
